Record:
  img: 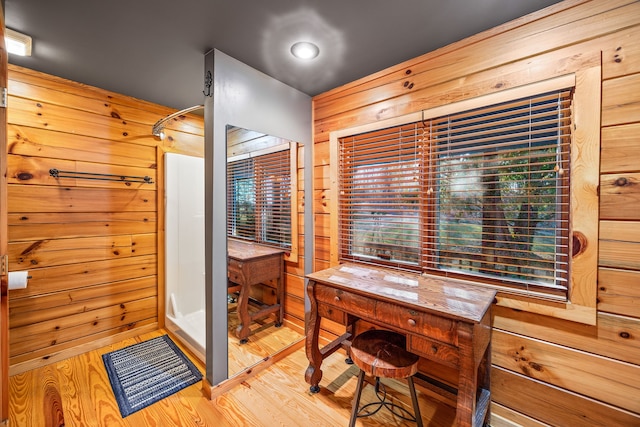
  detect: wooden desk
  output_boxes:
[305,263,496,427]
[227,239,284,343]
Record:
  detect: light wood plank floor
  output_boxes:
[9,329,458,426]
[226,303,305,377]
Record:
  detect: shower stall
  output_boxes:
[164,152,206,362]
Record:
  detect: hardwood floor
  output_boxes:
[226,303,305,377]
[9,329,458,426]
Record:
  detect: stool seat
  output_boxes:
[349,330,423,427]
[350,330,419,379]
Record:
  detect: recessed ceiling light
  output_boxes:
[5,28,32,56]
[290,41,319,60]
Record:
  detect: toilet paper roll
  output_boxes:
[8,271,29,290]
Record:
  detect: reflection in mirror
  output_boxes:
[225,125,305,378]
[163,126,304,381]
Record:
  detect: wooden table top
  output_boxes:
[228,239,285,261]
[307,263,496,323]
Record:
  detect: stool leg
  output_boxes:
[407,376,423,427]
[349,370,366,427]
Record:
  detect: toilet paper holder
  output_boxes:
[8,271,30,290]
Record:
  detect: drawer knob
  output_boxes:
[407,318,416,327]
[431,345,438,354]
[334,296,341,302]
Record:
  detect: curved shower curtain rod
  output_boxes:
[152,104,204,138]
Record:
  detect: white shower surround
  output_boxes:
[165,152,206,362]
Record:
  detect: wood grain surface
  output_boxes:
[9,329,462,426]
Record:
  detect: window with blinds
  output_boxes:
[227,149,291,249]
[338,88,573,295]
[339,124,425,269]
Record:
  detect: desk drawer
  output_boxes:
[376,301,458,345]
[318,303,346,324]
[228,259,244,283]
[314,285,376,319]
[227,259,244,283]
[228,256,281,285]
[409,335,459,368]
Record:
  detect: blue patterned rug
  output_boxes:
[102,335,202,417]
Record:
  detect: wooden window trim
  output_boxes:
[329,68,600,325]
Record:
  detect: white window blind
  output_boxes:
[425,89,573,296]
[339,123,425,270]
[227,149,291,249]
[338,88,573,296]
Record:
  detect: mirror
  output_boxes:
[202,48,312,389]
[225,125,305,378]
[164,125,304,380]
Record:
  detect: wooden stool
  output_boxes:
[349,330,423,427]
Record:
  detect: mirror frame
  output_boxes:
[203,49,313,392]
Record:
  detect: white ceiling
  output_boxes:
[6,0,563,111]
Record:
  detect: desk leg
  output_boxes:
[479,343,491,426]
[235,282,251,344]
[304,280,323,393]
[456,323,476,427]
[275,256,284,327]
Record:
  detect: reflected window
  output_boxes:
[227,149,291,249]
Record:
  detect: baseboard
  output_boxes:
[9,323,158,376]
[203,336,305,399]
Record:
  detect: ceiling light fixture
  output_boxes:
[5,28,32,56]
[290,41,319,60]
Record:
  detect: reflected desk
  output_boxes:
[227,239,284,343]
[305,263,496,427]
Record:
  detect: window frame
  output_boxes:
[329,71,600,325]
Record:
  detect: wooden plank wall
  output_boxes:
[311,0,640,425]
[5,65,204,374]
